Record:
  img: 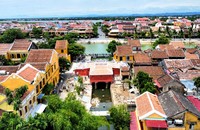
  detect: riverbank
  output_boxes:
[77,38,200,45]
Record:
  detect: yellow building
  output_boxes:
[113,39,141,63]
[135,92,168,130]
[0,64,41,119]
[55,40,71,62]
[7,39,38,62]
[159,90,200,130]
[25,49,60,92]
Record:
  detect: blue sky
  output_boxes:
[0,0,200,18]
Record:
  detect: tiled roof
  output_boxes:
[18,65,39,82]
[26,49,53,63]
[0,76,8,82]
[10,39,32,51]
[169,41,185,49]
[130,112,139,130]
[135,92,166,119]
[186,48,198,54]
[55,40,68,49]
[20,91,30,101]
[185,52,199,59]
[134,53,151,65]
[0,66,20,74]
[128,39,141,47]
[163,59,194,70]
[151,50,168,59]
[191,59,200,67]
[0,44,12,55]
[158,90,200,117]
[19,63,47,71]
[187,96,200,112]
[155,74,175,88]
[114,45,133,56]
[157,45,175,51]
[166,49,185,58]
[134,66,165,80]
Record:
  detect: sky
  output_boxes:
[0,0,200,18]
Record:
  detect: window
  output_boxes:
[36,85,39,93]
[61,50,64,53]
[189,124,194,130]
[17,54,21,58]
[120,56,123,61]
[29,100,32,105]
[116,56,118,60]
[11,54,15,58]
[126,56,130,61]
[19,110,22,116]
[40,82,42,89]
[25,106,28,113]
[54,64,56,70]
[43,78,45,85]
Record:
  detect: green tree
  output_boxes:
[68,43,85,61]
[135,71,156,94]
[32,27,43,38]
[64,32,79,44]
[0,112,26,130]
[109,105,130,130]
[59,57,71,72]
[42,83,55,95]
[194,77,200,96]
[0,29,25,43]
[106,40,122,56]
[153,35,170,49]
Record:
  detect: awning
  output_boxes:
[31,103,47,117]
[130,112,139,130]
[37,93,45,99]
[146,120,168,128]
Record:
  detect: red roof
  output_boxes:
[130,112,139,130]
[145,120,168,128]
[187,96,200,112]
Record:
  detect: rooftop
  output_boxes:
[135,92,166,120]
[151,50,168,59]
[10,39,32,51]
[166,49,185,58]
[127,39,141,47]
[55,40,68,49]
[134,66,165,80]
[0,44,12,55]
[114,45,133,56]
[134,53,152,65]
[169,41,185,49]
[26,49,54,63]
[185,52,199,59]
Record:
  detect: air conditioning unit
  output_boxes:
[167,120,173,125]
[174,119,183,125]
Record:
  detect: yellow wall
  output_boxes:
[1,74,34,91]
[8,50,28,62]
[184,111,200,130]
[113,54,133,62]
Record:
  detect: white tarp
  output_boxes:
[31,103,47,117]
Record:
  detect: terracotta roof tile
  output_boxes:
[191,59,200,67]
[136,92,166,119]
[155,74,174,88]
[19,63,47,71]
[134,53,152,65]
[166,49,185,58]
[10,39,32,50]
[55,40,68,49]
[186,48,198,54]
[151,50,168,59]
[185,52,199,59]
[26,49,53,63]
[0,75,8,82]
[134,66,165,80]
[0,66,20,74]
[169,41,185,49]
[128,39,141,47]
[18,66,39,82]
[114,45,133,56]
[157,45,175,51]
[0,44,12,55]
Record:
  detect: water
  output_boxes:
[79,43,109,55]
[92,88,112,102]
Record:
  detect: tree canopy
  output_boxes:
[31,27,43,38]
[135,71,156,94]
[109,105,130,130]
[106,40,122,56]
[68,43,85,61]
[194,77,200,95]
[0,29,26,43]
[0,93,108,130]
[59,57,71,72]
[152,35,170,49]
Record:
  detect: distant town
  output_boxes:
[0,15,200,130]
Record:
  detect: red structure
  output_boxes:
[74,62,120,87]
